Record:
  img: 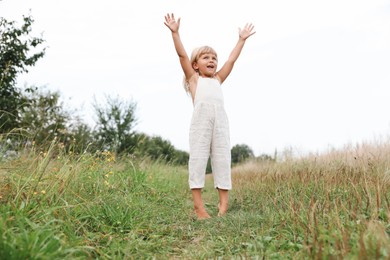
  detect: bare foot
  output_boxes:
[217,189,229,217]
[191,189,211,220]
[195,208,211,220]
[218,203,228,217]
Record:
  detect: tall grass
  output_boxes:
[232,141,390,259]
[0,139,389,259]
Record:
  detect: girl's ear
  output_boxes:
[192,62,198,70]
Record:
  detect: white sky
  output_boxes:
[2,0,390,156]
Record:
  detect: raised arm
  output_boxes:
[216,23,256,84]
[164,13,195,81]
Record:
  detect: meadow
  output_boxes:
[1,140,390,259]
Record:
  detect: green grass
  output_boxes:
[1,141,390,259]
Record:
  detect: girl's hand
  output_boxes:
[164,13,180,33]
[239,23,256,40]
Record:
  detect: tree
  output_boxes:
[172,149,189,166]
[141,136,176,162]
[19,87,70,148]
[131,133,189,165]
[231,143,254,164]
[67,120,94,153]
[93,95,137,154]
[256,153,275,162]
[0,15,46,133]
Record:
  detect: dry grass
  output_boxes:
[231,140,390,258]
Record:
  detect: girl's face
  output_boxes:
[193,53,218,77]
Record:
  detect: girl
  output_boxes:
[164,13,255,219]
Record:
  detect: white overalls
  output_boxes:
[188,76,232,190]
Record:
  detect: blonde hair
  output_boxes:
[183,46,218,92]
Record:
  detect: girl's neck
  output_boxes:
[198,73,215,79]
